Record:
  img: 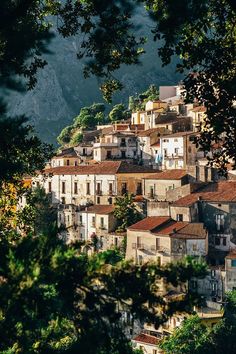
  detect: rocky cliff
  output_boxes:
[7,10,181,143]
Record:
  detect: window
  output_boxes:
[121,182,127,195]
[67,215,70,222]
[153,350,157,354]
[97,196,100,204]
[156,238,160,250]
[61,197,65,204]
[62,182,66,194]
[74,160,78,166]
[36,181,40,188]
[215,236,220,245]
[92,216,95,226]
[114,237,118,247]
[66,159,70,166]
[79,215,82,223]
[163,148,167,157]
[136,182,142,195]
[108,197,112,205]
[109,182,113,195]
[212,282,217,291]
[177,214,183,221]
[83,148,86,155]
[120,138,126,147]
[96,182,101,194]
[107,150,112,159]
[216,214,224,232]
[222,237,227,246]
[74,182,78,194]
[121,151,126,158]
[86,182,90,195]
[192,244,197,251]
[100,217,104,228]
[48,181,52,193]
[231,260,236,267]
[149,186,154,198]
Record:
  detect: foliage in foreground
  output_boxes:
[160,291,236,354]
[0,187,206,353]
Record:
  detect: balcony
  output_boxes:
[96,190,102,196]
[93,141,118,148]
[164,153,183,159]
[99,225,106,230]
[132,243,145,250]
[108,190,114,196]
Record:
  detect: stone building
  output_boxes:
[126,216,208,266]
[143,169,189,201]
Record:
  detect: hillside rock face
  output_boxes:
[7,11,181,143]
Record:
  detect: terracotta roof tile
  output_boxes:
[83,205,114,214]
[129,217,206,238]
[173,181,236,206]
[138,128,167,137]
[161,131,194,138]
[145,169,188,180]
[153,221,187,235]
[42,161,122,176]
[117,162,156,174]
[133,333,159,345]
[171,223,207,239]
[128,216,171,231]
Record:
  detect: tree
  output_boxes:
[114,194,142,232]
[109,104,126,122]
[73,103,105,129]
[0,115,52,183]
[57,125,74,146]
[70,132,83,146]
[129,85,160,111]
[160,291,236,354]
[2,1,234,167]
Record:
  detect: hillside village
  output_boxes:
[32,84,236,353]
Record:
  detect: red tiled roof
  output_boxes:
[42,161,122,175]
[154,220,187,235]
[171,223,207,239]
[130,124,145,131]
[128,216,171,231]
[173,181,236,206]
[133,333,159,345]
[138,128,166,137]
[83,205,114,214]
[161,131,194,138]
[42,161,156,176]
[129,217,206,238]
[117,162,156,174]
[145,169,187,180]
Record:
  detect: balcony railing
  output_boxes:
[132,243,145,250]
[99,225,106,230]
[96,190,102,196]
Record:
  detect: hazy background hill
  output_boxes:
[6,9,181,144]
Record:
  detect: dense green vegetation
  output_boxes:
[160,291,236,354]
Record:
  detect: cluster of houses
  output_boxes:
[32,84,236,353]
